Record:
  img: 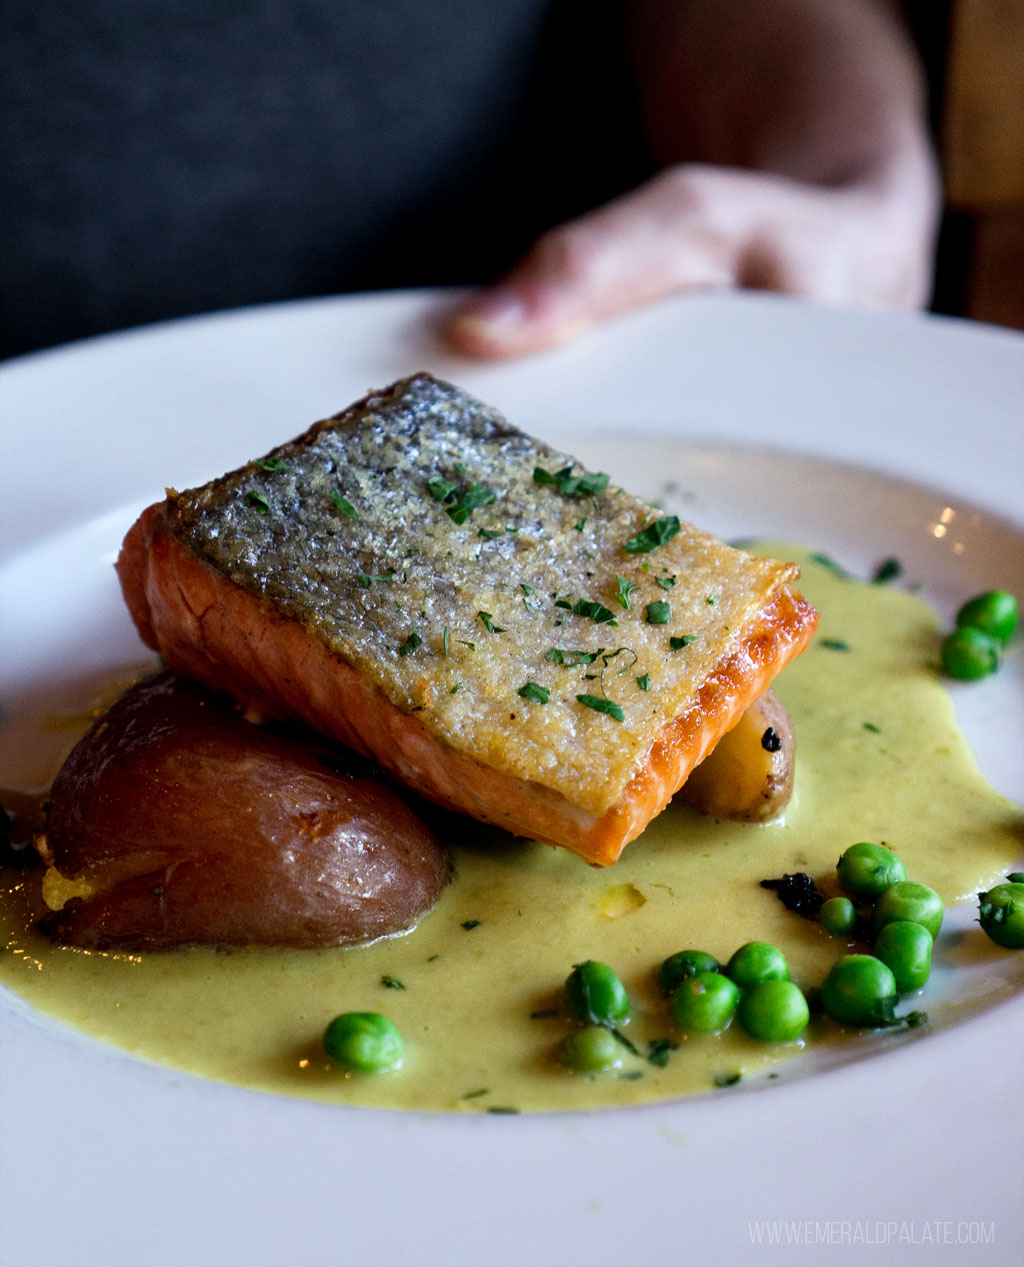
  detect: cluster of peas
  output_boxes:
[319,853,1022,1077]
[940,589,1017,681]
[557,842,945,1074]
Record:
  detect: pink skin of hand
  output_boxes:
[448,0,941,359]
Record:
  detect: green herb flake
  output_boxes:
[669,634,698,651]
[546,647,602,667]
[398,629,423,657]
[517,682,550,704]
[331,490,360,520]
[520,584,535,597]
[613,576,639,610]
[863,721,881,733]
[450,682,464,694]
[568,598,617,626]
[713,1071,743,1088]
[461,919,481,931]
[442,625,450,657]
[477,528,503,540]
[645,601,671,625]
[356,571,395,587]
[456,639,475,651]
[574,519,586,532]
[821,638,851,652]
[623,515,680,555]
[532,466,609,498]
[255,456,290,473]
[636,674,652,691]
[872,556,904,584]
[647,1038,676,1068]
[486,1106,520,1115]
[655,575,677,591]
[478,611,506,634]
[576,694,625,722]
[246,489,270,514]
[705,594,718,605]
[610,1028,641,1056]
[461,1088,489,1100]
[381,975,406,990]
[810,552,852,579]
[428,476,497,524]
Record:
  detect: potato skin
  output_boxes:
[679,690,795,822]
[39,672,449,949]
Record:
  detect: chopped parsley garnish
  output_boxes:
[331,490,359,520]
[669,634,698,650]
[533,465,610,497]
[872,556,903,584]
[656,574,677,591]
[810,551,852,578]
[706,594,718,605]
[450,682,464,694]
[647,1038,676,1068]
[645,601,671,625]
[381,975,406,990]
[478,611,506,634]
[355,571,394,587]
[863,721,881,733]
[398,629,422,656]
[520,583,535,597]
[574,519,586,532]
[461,1088,489,1100]
[442,625,449,656]
[623,515,680,554]
[517,682,550,704]
[636,674,651,691]
[546,647,602,666]
[246,489,270,513]
[461,919,481,931]
[713,1071,742,1088]
[486,1106,520,1115]
[428,475,497,524]
[576,694,624,722]
[477,528,503,540]
[456,639,475,651]
[255,456,290,473]
[613,576,639,610]
[821,637,850,652]
[558,598,617,625]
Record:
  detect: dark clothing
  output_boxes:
[1,1,650,359]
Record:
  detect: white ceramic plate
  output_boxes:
[1,292,1022,1267]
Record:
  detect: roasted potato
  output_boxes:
[37,672,449,949]
[679,690,795,822]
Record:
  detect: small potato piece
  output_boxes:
[679,690,794,822]
[37,672,449,949]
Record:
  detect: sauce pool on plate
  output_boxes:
[0,545,1021,1112]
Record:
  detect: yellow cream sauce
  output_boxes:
[1,545,1021,1112]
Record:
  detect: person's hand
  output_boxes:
[447,155,937,360]
[448,0,940,360]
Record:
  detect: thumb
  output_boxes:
[447,167,744,359]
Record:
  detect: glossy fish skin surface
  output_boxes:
[119,374,817,864]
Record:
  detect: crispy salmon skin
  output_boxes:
[118,374,816,864]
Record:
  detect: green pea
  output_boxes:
[836,841,906,900]
[559,1026,622,1072]
[323,1012,404,1072]
[955,590,1018,646]
[978,881,1024,949]
[820,955,898,1028]
[563,960,630,1026]
[656,949,720,994]
[738,980,810,1043]
[940,627,1000,680]
[725,941,789,991]
[873,920,933,991]
[819,896,858,937]
[670,971,740,1034]
[872,880,944,940]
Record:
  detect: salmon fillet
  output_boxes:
[117,374,816,865]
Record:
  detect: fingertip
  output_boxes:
[445,291,530,359]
